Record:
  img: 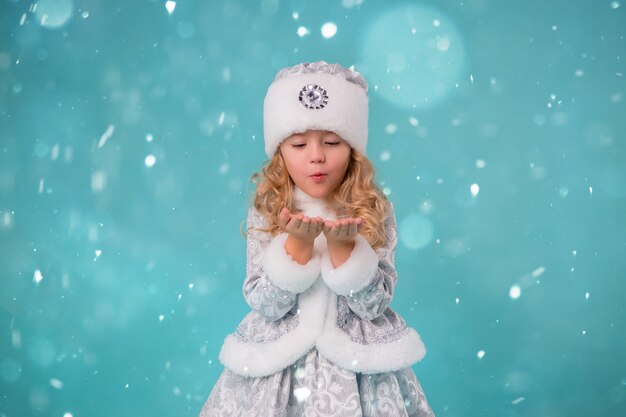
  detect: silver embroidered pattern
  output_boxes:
[337,296,410,345]
[235,306,299,343]
[273,60,369,93]
[200,349,436,417]
[299,84,329,109]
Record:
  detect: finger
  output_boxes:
[301,216,311,233]
[331,222,342,238]
[339,219,350,237]
[278,207,291,228]
[290,216,302,231]
[348,221,358,237]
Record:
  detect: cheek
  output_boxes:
[281,155,300,178]
[339,151,351,173]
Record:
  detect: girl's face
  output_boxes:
[279,130,351,200]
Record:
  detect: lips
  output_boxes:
[310,173,327,182]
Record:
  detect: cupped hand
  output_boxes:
[323,217,363,244]
[278,207,324,242]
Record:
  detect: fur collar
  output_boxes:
[293,187,337,220]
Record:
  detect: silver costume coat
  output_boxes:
[219,188,426,377]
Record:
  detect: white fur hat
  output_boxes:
[263,61,369,158]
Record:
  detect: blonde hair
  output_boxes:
[248,148,390,249]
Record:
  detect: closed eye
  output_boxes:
[291,144,305,148]
[325,141,340,145]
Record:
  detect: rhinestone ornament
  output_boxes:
[299,84,329,109]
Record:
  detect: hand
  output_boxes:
[278,207,324,243]
[323,217,363,245]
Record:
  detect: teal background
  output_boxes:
[1,0,626,416]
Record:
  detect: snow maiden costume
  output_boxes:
[199,62,435,417]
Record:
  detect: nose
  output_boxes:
[309,142,325,163]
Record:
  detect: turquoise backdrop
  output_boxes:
[1,0,625,416]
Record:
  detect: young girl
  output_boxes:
[199,61,435,417]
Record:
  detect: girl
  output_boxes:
[200,61,435,417]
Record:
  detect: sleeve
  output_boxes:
[320,203,398,320]
[242,207,321,322]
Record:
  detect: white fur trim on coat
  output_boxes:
[219,277,426,377]
[219,279,330,377]
[264,72,368,158]
[320,235,379,295]
[262,233,321,293]
[316,293,426,374]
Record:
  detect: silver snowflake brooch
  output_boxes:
[299,84,329,109]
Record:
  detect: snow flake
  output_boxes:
[531,267,545,278]
[50,378,63,389]
[91,171,106,192]
[293,387,311,402]
[509,285,521,299]
[145,155,156,167]
[165,1,176,15]
[321,22,337,38]
[97,125,115,148]
[341,0,364,9]
[295,367,306,379]
[385,123,397,134]
[33,269,43,284]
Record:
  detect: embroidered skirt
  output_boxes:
[199,348,435,417]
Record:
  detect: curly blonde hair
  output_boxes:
[247,148,390,249]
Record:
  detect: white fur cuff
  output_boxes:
[321,235,379,295]
[262,233,321,293]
